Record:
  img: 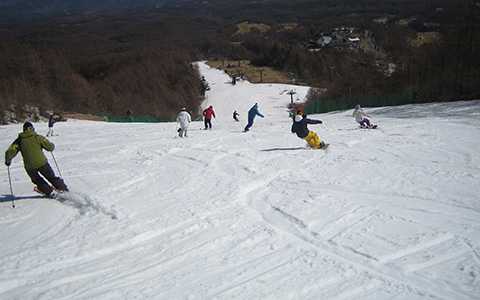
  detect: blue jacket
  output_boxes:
[248,105,264,120]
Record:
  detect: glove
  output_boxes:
[319,120,323,124]
[5,160,11,166]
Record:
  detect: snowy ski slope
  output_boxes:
[0,62,479,299]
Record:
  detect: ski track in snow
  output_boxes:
[0,62,480,299]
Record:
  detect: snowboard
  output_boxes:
[309,143,329,150]
[318,143,330,150]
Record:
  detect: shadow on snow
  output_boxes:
[0,194,44,203]
[261,147,306,152]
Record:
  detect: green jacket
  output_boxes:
[5,130,55,170]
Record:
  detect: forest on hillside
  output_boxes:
[204,0,480,110]
[0,0,478,122]
[0,13,220,123]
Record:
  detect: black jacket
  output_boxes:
[48,115,56,128]
[291,117,322,138]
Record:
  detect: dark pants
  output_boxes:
[359,118,371,127]
[204,118,212,129]
[244,117,254,131]
[27,163,68,195]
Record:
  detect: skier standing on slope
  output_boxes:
[244,103,264,132]
[5,122,68,197]
[46,114,56,137]
[200,76,209,96]
[353,104,376,128]
[176,107,191,137]
[202,105,215,130]
[291,112,328,149]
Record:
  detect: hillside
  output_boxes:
[0,12,214,123]
[1,0,478,122]
[1,62,479,299]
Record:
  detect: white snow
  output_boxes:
[1,62,480,299]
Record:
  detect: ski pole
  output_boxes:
[51,152,63,178]
[322,121,329,131]
[7,166,15,208]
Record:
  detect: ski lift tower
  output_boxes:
[287,90,297,105]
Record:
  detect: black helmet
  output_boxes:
[23,121,34,132]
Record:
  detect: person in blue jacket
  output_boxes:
[244,103,264,132]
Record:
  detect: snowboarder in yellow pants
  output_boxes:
[304,130,324,149]
[291,113,328,149]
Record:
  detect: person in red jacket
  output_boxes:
[202,105,216,130]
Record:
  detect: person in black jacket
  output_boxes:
[47,114,56,137]
[291,112,327,149]
[233,110,239,122]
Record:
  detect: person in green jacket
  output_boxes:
[5,122,68,197]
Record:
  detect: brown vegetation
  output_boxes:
[206,60,291,84]
[1,0,478,122]
[222,1,480,111]
[0,13,213,123]
[234,22,271,35]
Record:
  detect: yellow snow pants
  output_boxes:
[304,131,322,149]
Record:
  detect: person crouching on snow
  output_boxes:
[353,104,375,128]
[291,113,327,149]
[233,110,239,122]
[176,107,191,137]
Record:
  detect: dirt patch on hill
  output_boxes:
[207,60,294,84]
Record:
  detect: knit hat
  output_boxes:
[23,121,34,132]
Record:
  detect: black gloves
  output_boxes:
[5,160,11,166]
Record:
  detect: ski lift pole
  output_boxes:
[7,166,15,208]
[51,152,63,178]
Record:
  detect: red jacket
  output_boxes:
[203,106,216,119]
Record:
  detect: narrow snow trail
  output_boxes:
[0,62,479,299]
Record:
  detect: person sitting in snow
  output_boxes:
[5,122,68,197]
[233,110,239,122]
[353,104,376,128]
[176,107,191,137]
[244,103,264,132]
[202,105,216,130]
[291,112,327,149]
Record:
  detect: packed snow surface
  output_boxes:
[1,62,480,299]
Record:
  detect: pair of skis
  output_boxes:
[33,186,67,201]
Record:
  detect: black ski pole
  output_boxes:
[7,166,15,208]
[51,152,63,178]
